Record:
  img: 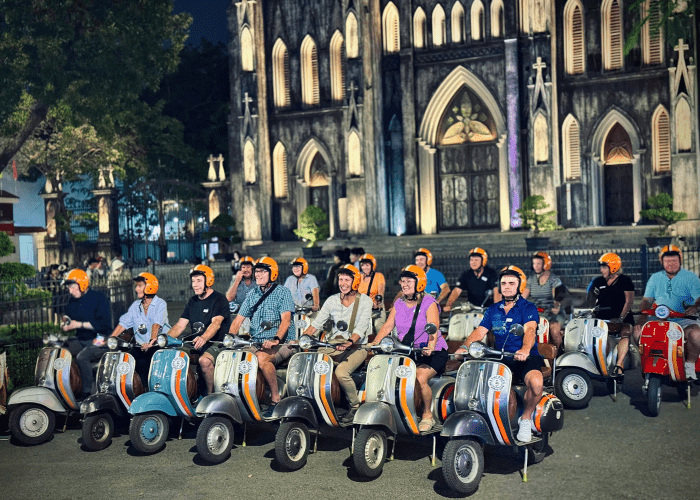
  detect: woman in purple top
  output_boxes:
[373,265,448,431]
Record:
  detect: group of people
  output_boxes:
[55,243,700,442]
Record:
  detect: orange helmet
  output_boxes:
[190,264,215,287]
[469,247,489,266]
[499,266,527,294]
[659,244,682,264]
[414,248,433,266]
[291,257,309,275]
[532,251,552,271]
[64,269,89,292]
[240,256,255,267]
[337,264,361,290]
[598,253,622,274]
[359,253,377,273]
[134,272,159,295]
[255,256,279,281]
[400,265,428,293]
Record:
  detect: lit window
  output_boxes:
[301,35,319,106]
[563,115,581,180]
[383,2,400,53]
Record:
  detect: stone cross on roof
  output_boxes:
[533,57,546,81]
[242,92,253,113]
[674,38,689,62]
[207,154,217,181]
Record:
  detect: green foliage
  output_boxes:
[203,213,241,244]
[293,206,330,247]
[624,0,697,55]
[0,322,61,343]
[0,231,15,257]
[516,195,558,236]
[0,262,36,282]
[640,193,687,235]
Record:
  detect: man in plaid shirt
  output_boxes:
[229,257,294,417]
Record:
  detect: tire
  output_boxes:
[9,404,56,446]
[554,368,594,409]
[519,432,548,465]
[442,439,484,495]
[196,416,234,464]
[129,413,169,454]
[274,422,310,470]
[82,413,114,451]
[647,376,662,417]
[352,428,387,478]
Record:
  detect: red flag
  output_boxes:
[12,159,17,180]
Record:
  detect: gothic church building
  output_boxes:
[227,0,698,244]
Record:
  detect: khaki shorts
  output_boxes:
[243,344,295,365]
[178,343,224,362]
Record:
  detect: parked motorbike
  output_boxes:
[127,322,206,454]
[445,291,493,350]
[535,307,551,345]
[79,326,147,450]
[293,294,315,341]
[554,307,638,408]
[351,324,455,478]
[638,305,700,416]
[441,324,564,494]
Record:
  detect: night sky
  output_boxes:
[174,0,229,45]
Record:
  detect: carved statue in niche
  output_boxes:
[209,190,220,222]
[98,197,110,233]
[440,87,495,145]
[46,201,56,238]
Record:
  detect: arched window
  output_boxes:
[533,0,549,33]
[348,131,363,177]
[471,0,485,41]
[564,0,585,74]
[641,0,663,65]
[602,0,623,70]
[563,115,581,180]
[301,35,319,106]
[346,13,359,58]
[414,7,427,49]
[273,142,288,198]
[491,0,504,38]
[676,98,692,152]
[330,31,346,103]
[651,106,671,174]
[272,39,290,109]
[244,140,256,184]
[451,2,465,43]
[432,4,446,47]
[240,26,254,71]
[383,2,400,53]
[534,113,549,163]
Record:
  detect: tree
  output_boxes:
[0,0,191,174]
[294,206,330,247]
[625,0,697,54]
[516,195,558,237]
[640,193,687,235]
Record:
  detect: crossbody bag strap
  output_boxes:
[401,297,424,347]
[347,294,362,334]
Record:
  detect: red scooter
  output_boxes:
[639,305,700,416]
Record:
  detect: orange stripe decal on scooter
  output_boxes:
[243,354,261,420]
[399,358,418,434]
[669,331,682,381]
[492,365,510,445]
[535,394,555,431]
[173,351,192,417]
[318,356,338,426]
[596,337,608,377]
[120,353,132,406]
[56,350,76,410]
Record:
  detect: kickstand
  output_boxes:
[431,435,437,467]
[389,436,395,461]
[178,418,184,440]
[687,385,692,410]
[61,414,69,433]
[351,427,355,455]
[613,378,617,402]
[522,446,529,482]
[242,421,248,447]
[313,428,319,454]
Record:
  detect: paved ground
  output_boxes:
[1,367,699,500]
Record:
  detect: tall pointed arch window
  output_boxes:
[273,142,288,198]
[534,113,549,163]
[451,2,465,43]
[348,131,363,177]
[301,35,319,106]
[641,0,663,65]
[272,39,290,109]
[563,116,581,181]
[602,0,624,70]
[240,26,254,71]
[330,31,346,103]
[564,0,585,74]
[471,0,485,41]
[346,13,359,58]
[414,8,427,49]
[244,140,256,184]
[652,106,671,174]
[432,4,446,47]
[491,0,504,38]
[383,2,400,53]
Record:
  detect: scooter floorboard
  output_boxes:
[512,435,543,446]
[418,423,443,436]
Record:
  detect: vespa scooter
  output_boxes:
[445,291,493,351]
[292,294,315,341]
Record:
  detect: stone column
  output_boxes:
[91,188,118,260]
[40,190,62,266]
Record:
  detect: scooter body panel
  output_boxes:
[286,351,338,427]
[128,392,179,417]
[140,349,196,417]
[8,386,68,413]
[562,319,612,377]
[447,310,484,341]
[195,393,242,423]
[537,318,550,345]
[353,401,397,435]
[556,351,600,376]
[272,396,319,427]
[213,349,263,421]
[440,410,495,444]
[80,393,124,417]
[35,346,79,410]
[640,320,685,380]
[429,376,456,423]
[94,350,139,410]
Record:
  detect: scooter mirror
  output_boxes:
[336,321,348,332]
[424,323,438,335]
[305,293,313,301]
[375,294,383,303]
[192,322,205,334]
[509,324,525,337]
[322,318,335,331]
[137,324,148,335]
[229,302,240,313]
[42,333,49,345]
[62,315,71,326]
[261,321,273,331]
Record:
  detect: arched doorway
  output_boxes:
[308,152,330,215]
[603,123,634,225]
[295,138,337,237]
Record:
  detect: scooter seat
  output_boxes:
[70,360,82,395]
[186,366,197,399]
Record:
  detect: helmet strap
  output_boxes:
[503,292,519,303]
[340,289,357,301]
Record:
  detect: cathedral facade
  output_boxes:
[226,0,699,244]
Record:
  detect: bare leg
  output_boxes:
[684,325,700,364]
[198,353,216,395]
[615,325,634,370]
[416,366,437,420]
[549,322,562,352]
[256,350,280,403]
[521,370,543,421]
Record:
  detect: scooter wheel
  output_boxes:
[352,428,387,478]
[275,422,310,470]
[9,404,56,446]
[554,368,593,409]
[129,413,169,454]
[82,413,115,451]
[196,416,234,464]
[442,438,484,494]
[647,376,662,417]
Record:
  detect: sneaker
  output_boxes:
[262,402,278,419]
[517,417,532,442]
[341,406,359,424]
[685,362,698,381]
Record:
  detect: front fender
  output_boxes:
[353,402,397,435]
[80,393,124,417]
[556,352,598,375]
[273,397,319,428]
[8,387,67,413]
[128,392,178,417]
[441,411,495,444]
[196,394,242,423]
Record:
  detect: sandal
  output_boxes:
[418,418,435,432]
[611,365,624,378]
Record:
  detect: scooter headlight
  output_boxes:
[655,305,670,319]
[298,335,313,351]
[157,334,168,348]
[468,342,486,359]
[223,335,234,349]
[107,337,119,350]
[379,337,395,353]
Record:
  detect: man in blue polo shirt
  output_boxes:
[414,248,450,303]
[457,266,542,443]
